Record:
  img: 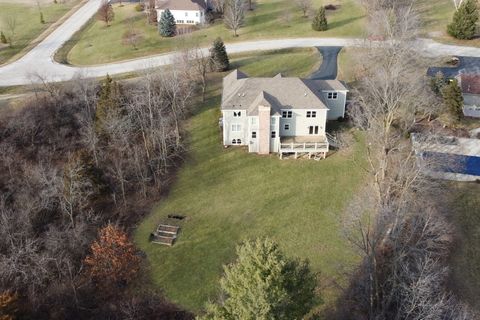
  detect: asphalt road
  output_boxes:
[3,0,480,87]
[309,46,343,80]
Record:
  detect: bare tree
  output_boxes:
[224,0,245,37]
[97,0,115,27]
[295,0,312,18]
[211,0,226,14]
[5,15,17,47]
[123,20,143,50]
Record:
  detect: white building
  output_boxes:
[221,70,349,159]
[156,0,207,25]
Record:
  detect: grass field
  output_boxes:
[0,0,79,64]
[64,0,366,65]
[134,48,366,315]
[449,183,480,312]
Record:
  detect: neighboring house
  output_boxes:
[456,73,480,118]
[221,70,348,159]
[156,0,207,25]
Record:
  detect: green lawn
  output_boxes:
[449,183,480,312]
[65,0,366,65]
[134,48,366,315]
[0,1,80,64]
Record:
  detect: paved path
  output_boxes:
[3,0,480,86]
[309,46,343,80]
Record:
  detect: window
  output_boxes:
[176,20,184,23]
[271,117,276,125]
[233,111,241,117]
[185,12,188,16]
[327,92,338,100]
[251,117,257,125]
[306,111,317,118]
[252,131,257,138]
[187,20,194,24]
[308,126,319,135]
[284,124,290,130]
[196,12,199,17]
[231,139,241,144]
[232,124,241,132]
[282,111,292,118]
[311,111,316,118]
[271,131,276,138]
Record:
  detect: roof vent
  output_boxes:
[242,93,246,97]
[304,92,307,96]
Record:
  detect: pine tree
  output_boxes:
[199,238,317,320]
[447,0,479,40]
[158,9,176,37]
[441,79,464,120]
[95,74,122,134]
[312,6,328,31]
[210,37,230,72]
[0,31,7,44]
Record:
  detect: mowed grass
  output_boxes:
[66,0,366,65]
[0,1,79,64]
[449,183,480,312]
[417,0,480,47]
[134,48,366,314]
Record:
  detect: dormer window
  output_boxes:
[282,111,292,118]
[327,92,338,100]
[233,111,241,117]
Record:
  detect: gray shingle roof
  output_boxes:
[156,0,207,11]
[221,70,347,114]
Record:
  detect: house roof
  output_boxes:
[221,70,348,114]
[458,74,480,94]
[156,0,207,11]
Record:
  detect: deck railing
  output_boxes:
[279,141,329,153]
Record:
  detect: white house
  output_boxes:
[221,70,349,159]
[156,0,207,25]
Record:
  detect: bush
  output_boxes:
[324,4,337,10]
[158,9,176,37]
[0,31,7,44]
[210,37,230,72]
[312,7,328,31]
[447,0,479,40]
[135,3,144,12]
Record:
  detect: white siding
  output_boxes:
[157,9,205,24]
[222,110,248,146]
[279,109,327,137]
[323,90,348,120]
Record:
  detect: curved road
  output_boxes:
[2,0,480,87]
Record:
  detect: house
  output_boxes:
[221,70,348,159]
[456,73,480,118]
[156,0,207,25]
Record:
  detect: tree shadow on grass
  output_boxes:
[328,15,364,31]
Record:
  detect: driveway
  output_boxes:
[427,56,480,78]
[309,46,342,80]
[3,0,480,86]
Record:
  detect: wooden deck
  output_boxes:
[279,136,329,159]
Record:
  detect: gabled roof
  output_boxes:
[156,0,207,11]
[458,73,480,94]
[221,70,348,115]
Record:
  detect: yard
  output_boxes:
[449,182,480,313]
[63,0,366,65]
[134,48,366,315]
[0,0,80,64]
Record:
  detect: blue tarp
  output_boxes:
[423,151,480,176]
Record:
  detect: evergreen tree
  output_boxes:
[210,37,230,72]
[0,31,7,44]
[447,0,479,40]
[430,71,446,95]
[312,6,328,31]
[441,79,464,120]
[95,74,123,134]
[199,238,317,320]
[158,9,176,37]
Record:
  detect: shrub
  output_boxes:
[447,0,479,40]
[135,3,144,12]
[0,31,7,44]
[312,7,328,31]
[158,9,176,37]
[324,4,337,10]
[210,37,229,71]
